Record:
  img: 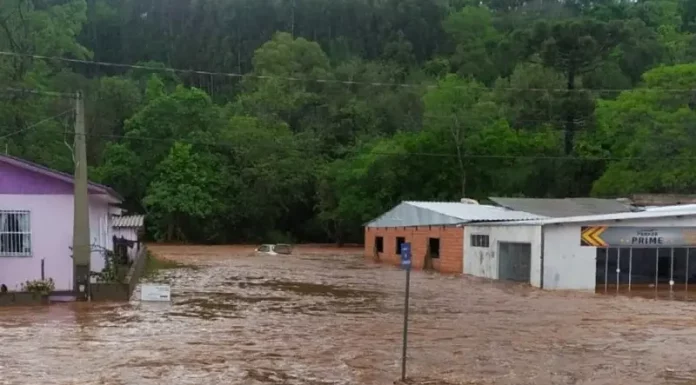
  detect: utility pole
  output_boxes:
[72,91,91,301]
[290,0,295,37]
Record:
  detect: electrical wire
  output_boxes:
[3,50,696,95]
[0,86,76,98]
[0,116,683,161]
[14,128,688,162]
[0,109,75,140]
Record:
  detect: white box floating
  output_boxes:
[140,284,171,302]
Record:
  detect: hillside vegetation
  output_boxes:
[1,0,695,243]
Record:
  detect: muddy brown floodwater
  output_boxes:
[2,245,696,385]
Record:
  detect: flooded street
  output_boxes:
[2,245,696,385]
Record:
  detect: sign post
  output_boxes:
[400,242,412,382]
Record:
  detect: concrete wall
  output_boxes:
[542,216,696,291]
[364,226,464,273]
[463,218,696,292]
[0,292,48,306]
[90,245,149,301]
[543,224,597,291]
[463,225,542,287]
[0,194,114,291]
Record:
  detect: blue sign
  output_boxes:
[400,242,412,269]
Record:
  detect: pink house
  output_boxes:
[0,154,123,291]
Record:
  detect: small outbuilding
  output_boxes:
[364,200,542,273]
[464,207,696,293]
[112,214,144,262]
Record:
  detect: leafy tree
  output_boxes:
[493,62,566,129]
[219,115,320,241]
[592,64,696,196]
[526,18,625,154]
[6,0,696,244]
[444,6,503,84]
[144,142,221,241]
[237,32,331,131]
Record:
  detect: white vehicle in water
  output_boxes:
[255,244,293,255]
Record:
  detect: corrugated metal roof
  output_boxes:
[112,215,144,228]
[489,197,637,218]
[366,201,545,228]
[645,204,696,211]
[406,201,545,221]
[494,205,696,226]
[631,194,696,206]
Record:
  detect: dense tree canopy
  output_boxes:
[2,0,696,244]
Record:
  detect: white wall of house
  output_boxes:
[0,195,73,290]
[464,225,542,287]
[0,194,115,291]
[89,196,114,274]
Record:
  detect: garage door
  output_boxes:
[498,242,532,282]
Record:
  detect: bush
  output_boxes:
[21,278,55,295]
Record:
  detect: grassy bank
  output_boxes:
[143,252,188,278]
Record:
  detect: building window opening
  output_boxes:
[0,210,32,257]
[396,237,405,254]
[429,238,440,258]
[471,234,489,248]
[375,236,384,253]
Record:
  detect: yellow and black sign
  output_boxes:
[581,226,607,247]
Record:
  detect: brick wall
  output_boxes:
[364,226,464,273]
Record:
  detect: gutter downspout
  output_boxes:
[540,224,545,289]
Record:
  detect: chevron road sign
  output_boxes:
[580,226,696,247]
[581,226,607,247]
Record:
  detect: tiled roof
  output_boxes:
[112,215,144,228]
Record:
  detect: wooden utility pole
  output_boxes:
[72,91,91,301]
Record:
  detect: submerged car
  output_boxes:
[255,244,293,255]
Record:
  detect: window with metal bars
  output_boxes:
[0,211,31,257]
[471,234,490,248]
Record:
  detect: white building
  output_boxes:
[112,214,144,261]
[463,207,696,292]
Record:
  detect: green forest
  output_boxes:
[2,0,696,244]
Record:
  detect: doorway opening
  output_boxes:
[498,242,532,282]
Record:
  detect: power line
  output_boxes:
[0,109,75,140]
[0,120,681,161]
[2,50,694,95]
[31,129,693,162]
[0,86,75,98]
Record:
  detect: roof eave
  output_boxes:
[0,154,124,202]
